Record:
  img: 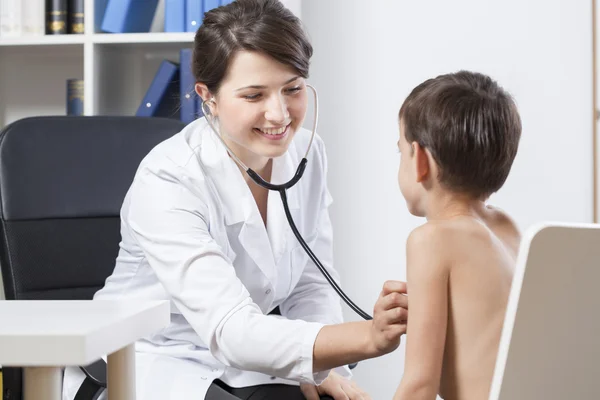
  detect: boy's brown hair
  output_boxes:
[399,71,522,199]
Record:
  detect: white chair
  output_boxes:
[489,222,600,400]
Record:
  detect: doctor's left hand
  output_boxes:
[300,370,371,400]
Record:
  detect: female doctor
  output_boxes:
[64,0,408,399]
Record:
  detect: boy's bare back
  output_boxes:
[405,206,520,400]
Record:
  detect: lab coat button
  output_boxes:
[266,289,271,294]
[201,376,207,380]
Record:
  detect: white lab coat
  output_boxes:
[62,118,350,400]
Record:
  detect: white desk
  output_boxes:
[0,300,170,400]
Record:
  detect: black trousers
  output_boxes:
[206,379,334,400]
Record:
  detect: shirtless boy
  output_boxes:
[393,71,522,400]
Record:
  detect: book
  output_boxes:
[186,0,202,33]
[94,0,109,35]
[46,0,67,35]
[165,0,185,33]
[136,60,180,118]
[0,0,22,37]
[101,0,159,33]
[67,79,84,116]
[22,0,45,36]
[68,0,84,34]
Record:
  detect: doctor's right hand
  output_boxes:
[369,280,408,356]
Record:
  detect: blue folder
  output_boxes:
[204,0,220,13]
[220,0,235,5]
[101,0,160,33]
[186,0,203,32]
[180,49,197,124]
[165,0,186,32]
[136,60,180,118]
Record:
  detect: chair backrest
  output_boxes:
[0,116,185,400]
[489,222,600,400]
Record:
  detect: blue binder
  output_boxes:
[186,0,203,32]
[180,49,197,124]
[136,60,180,118]
[204,0,220,13]
[220,0,235,5]
[101,0,159,33]
[165,0,185,32]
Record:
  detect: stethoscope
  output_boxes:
[201,84,372,321]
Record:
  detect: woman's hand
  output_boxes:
[311,281,408,373]
[369,280,408,355]
[300,370,371,400]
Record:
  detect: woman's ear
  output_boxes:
[194,83,217,116]
[412,142,430,183]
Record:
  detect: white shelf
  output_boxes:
[0,0,302,128]
[0,32,194,48]
[0,35,86,47]
[92,32,194,44]
[0,0,197,127]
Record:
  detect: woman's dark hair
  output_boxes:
[192,0,313,95]
[399,71,522,199]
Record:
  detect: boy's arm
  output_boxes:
[394,225,450,400]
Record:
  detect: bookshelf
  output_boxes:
[0,1,301,302]
[0,0,196,128]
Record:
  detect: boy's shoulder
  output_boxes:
[407,206,520,267]
[405,222,456,276]
[407,219,469,251]
[484,204,520,235]
[407,221,451,250]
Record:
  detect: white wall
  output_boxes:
[301,0,593,398]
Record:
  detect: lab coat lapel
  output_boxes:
[200,124,277,283]
[267,143,301,267]
[237,203,277,283]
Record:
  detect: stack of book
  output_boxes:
[165,0,234,33]
[136,49,203,124]
[133,0,236,123]
[101,0,234,34]
[0,0,84,37]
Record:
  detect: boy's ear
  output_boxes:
[412,142,430,183]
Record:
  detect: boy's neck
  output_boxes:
[423,191,487,221]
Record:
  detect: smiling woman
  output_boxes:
[60,1,408,399]
[195,50,308,169]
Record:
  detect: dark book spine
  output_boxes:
[67,79,84,116]
[68,0,84,34]
[46,0,68,35]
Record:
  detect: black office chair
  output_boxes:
[0,116,185,400]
